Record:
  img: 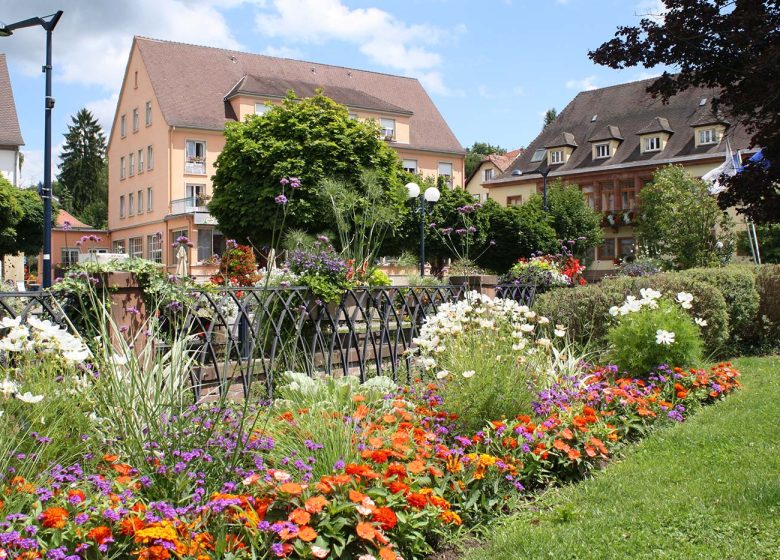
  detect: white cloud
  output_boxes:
[19,141,64,188]
[566,75,599,91]
[254,0,458,94]
[86,92,120,133]
[262,45,304,59]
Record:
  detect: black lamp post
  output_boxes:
[406,182,440,277]
[539,166,551,211]
[0,10,64,288]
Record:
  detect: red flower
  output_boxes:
[372,507,398,531]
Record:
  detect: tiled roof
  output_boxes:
[56,209,96,230]
[135,37,464,154]
[227,75,412,116]
[465,148,524,185]
[544,132,577,148]
[589,125,623,142]
[495,78,754,183]
[0,54,24,147]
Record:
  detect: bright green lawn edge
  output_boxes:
[462,356,780,560]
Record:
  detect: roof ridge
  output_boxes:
[134,35,422,83]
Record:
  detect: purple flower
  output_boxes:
[274,194,288,205]
[62,220,72,231]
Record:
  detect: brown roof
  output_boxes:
[588,125,623,142]
[465,148,524,185]
[227,75,412,116]
[494,77,754,183]
[544,132,577,148]
[56,209,96,230]
[134,37,464,154]
[0,54,24,147]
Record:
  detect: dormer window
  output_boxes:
[644,136,662,152]
[549,150,564,164]
[380,118,395,140]
[255,103,271,115]
[594,143,611,159]
[698,128,719,145]
[530,148,546,163]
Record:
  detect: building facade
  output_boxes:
[484,78,755,277]
[464,148,523,203]
[106,37,465,277]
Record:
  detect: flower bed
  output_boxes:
[0,359,739,559]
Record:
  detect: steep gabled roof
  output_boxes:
[494,77,753,183]
[134,37,464,154]
[0,54,24,147]
[465,148,524,185]
[544,132,577,148]
[588,125,623,142]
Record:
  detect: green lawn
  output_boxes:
[464,356,780,560]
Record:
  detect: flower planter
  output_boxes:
[448,274,499,297]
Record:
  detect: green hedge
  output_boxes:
[680,265,760,349]
[750,264,780,351]
[534,272,730,356]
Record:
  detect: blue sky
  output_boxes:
[1,0,667,187]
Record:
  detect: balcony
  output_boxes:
[184,158,206,175]
[169,197,218,225]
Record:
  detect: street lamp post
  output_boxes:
[539,167,551,212]
[406,182,440,277]
[0,10,64,289]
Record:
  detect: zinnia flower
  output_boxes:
[40,507,68,529]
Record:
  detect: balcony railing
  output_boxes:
[170,197,208,215]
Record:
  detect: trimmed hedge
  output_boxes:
[680,265,760,348]
[750,264,780,351]
[534,272,730,355]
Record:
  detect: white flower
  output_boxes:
[519,323,535,333]
[640,288,662,301]
[435,370,450,379]
[538,316,550,325]
[609,306,620,317]
[0,316,21,329]
[694,317,708,327]
[676,292,694,309]
[0,379,19,395]
[554,328,566,338]
[462,370,476,379]
[655,329,676,345]
[15,392,44,404]
[536,337,552,347]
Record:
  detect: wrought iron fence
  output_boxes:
[495,283,537,305]
[177,285,472,399]
[0,290,68,327]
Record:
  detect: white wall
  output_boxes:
[0,149,18,186]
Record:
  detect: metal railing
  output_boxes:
[0,290,68,327]
[170,196,208,214]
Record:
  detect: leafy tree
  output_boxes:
[465,141,507,178]
[589,0,780,223]
[543,108,558,129]
[0,176,46,258]
[209,92,405,247]
[57,109,107,218]
[637,165,735,269]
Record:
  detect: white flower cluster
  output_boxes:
[0,378,44,404]
[412,291,563,371]
[608,289,704,325]
[0,316,91,363]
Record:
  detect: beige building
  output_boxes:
[464,148,523,203]
[105,37,465,276]
[484,78,755,278]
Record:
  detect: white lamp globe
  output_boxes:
[406,182,420,198]
[424,186,441,203]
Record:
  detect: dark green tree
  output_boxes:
[589,0,780,223]
[465,141,507,178]
[543,108,558,129]
[529,180,604,253]
[57,109,107,219]
[0,176,23,258]
[0,177,47,258]
[209,92,405,247]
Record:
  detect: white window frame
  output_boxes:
[61,248,80,266]
[129,152,135,177]
[594,143,611,159]
[379,118,395,140]
[402,159,417,174]
[255,103,271,115]
[147,234,163,263]
[128,237,143,259]
[147,187,153,212]
[128,192,135,216]
[137,149,144,173]
[185,140,207,174]
[145,101,152,126]
[119,195,125,218]
[483,168,494,181]
[437,162,453,187]
[644,136,661,152]
[549,150,564,164]
[530,148,546,163]
[137,189,143,213]
[699,128,718,145]
[147,145,154,170]
[112,240,125,254]
[119,156,126,180]
[132,108,139,132]
[120,114,126,138]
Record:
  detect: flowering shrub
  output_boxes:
[607,289,704,373]
[210,240,261,287]
[413,292,575,432]
[287,238,355,304]
[501,241,586,289]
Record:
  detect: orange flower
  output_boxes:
[348,489,367,503]
[278,482,304,496]
[407,459,425,474]
[560,428,574,440]
[103,454,119,463]
[356,521,377,541]
[406,493,428,509]
[40,507,69,529]
[304,495,329,514]
[354,404,369,420]
[384,462,407,479]
[120,517,145,537]
[137,545,172,560]
[382,414,397,424]
[567,448,581,461]
[439,510,462,525]
[372,507,397,531]
[388,480,410,495]
[297,526,318,542]
[352,394,366,402]
[88,525,113,545]
[112,463,134,476]
[379,547,398,560]
[288,508,311,525]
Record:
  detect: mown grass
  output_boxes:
[463,356,780,560]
